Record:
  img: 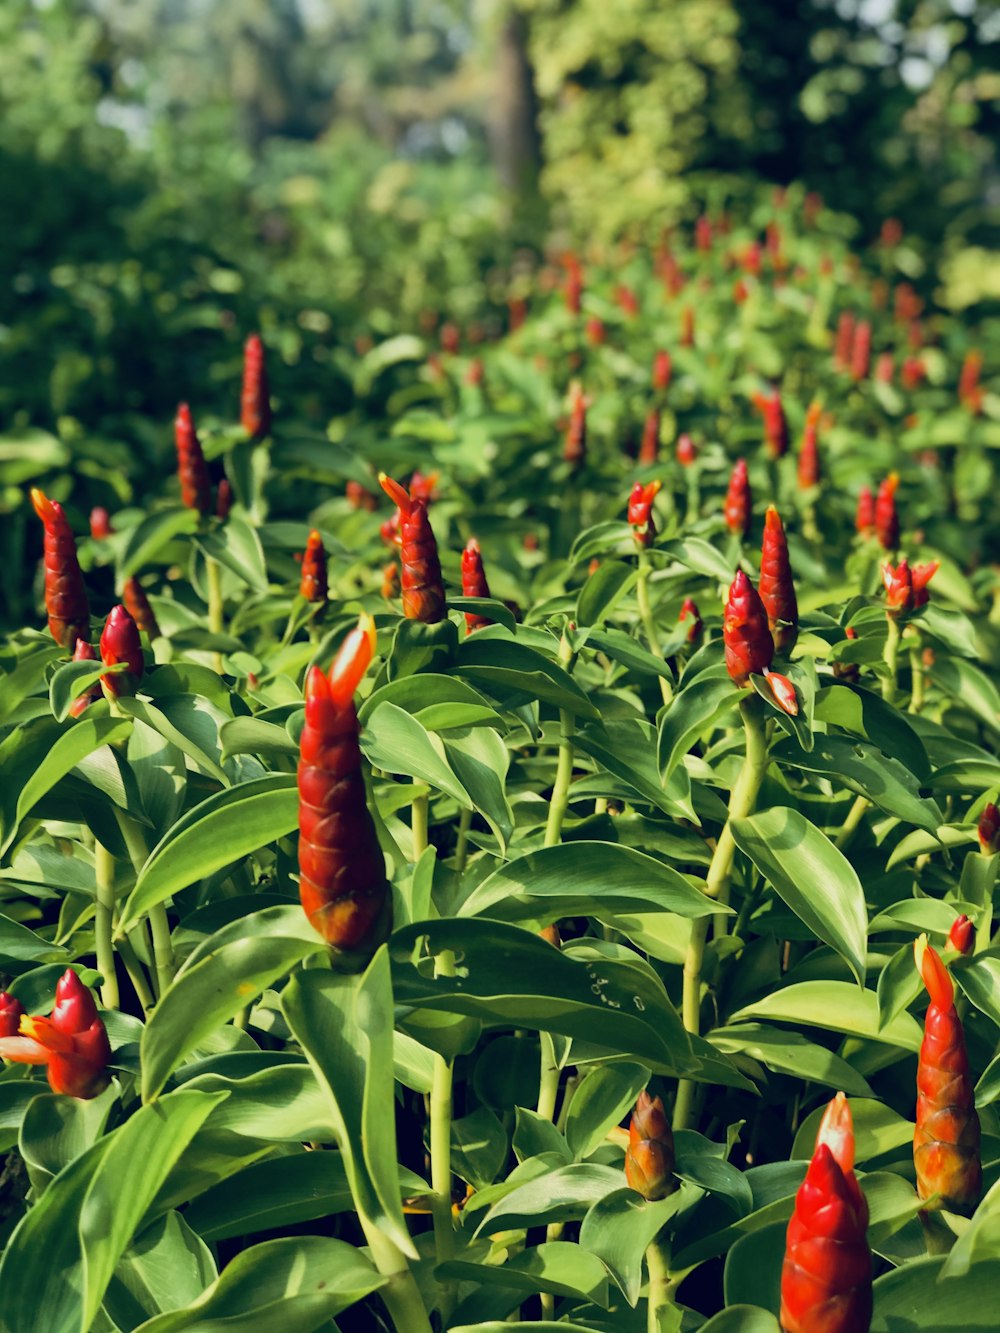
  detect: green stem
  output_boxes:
[430,1052,456,1320]
[882,615,901,703]
[411,786,429,859]
[536,1031,561,1121]
[94,841,120,1010]
[909,644,925,714]
[453,805,472,874]
[835,794,870,851]
[544,709,575,847]
[206,555,225,673]
[363,1228,434,1333]
[646,1232,676,1333]
[919,1209,954,1255]
[149,904,175,1000]
[637,550,672,706]
[116,935,155,1012]
[675,697,769,1131]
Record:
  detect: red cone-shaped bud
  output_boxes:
[913,938,981,1214]
[679,597,702,644]
[69,639,100,718]
[346,480,378,511]
[947,915,974,956]
[780,1094,871,1333]
[733,278,749,304]
[30,489,90,651]
[798,403,821,489]
[465,357,484,386]
[874,474,900,551]
[834,311,855,373]
[564,381,587,467]
[724,570,773,685]
[881,560,913,616]
[508,295,527,332]
[639,409,660,465]
[753,389,789,460]
[300,530,328,604]
[676,433,697,467]
[90,507,112,540]
[0,992,25,1038]
[856,487,875,537]
[742,241,762,276]
[875,352,894,384]
[910,561,938,609]
[759,507,798,652]
[695,216,713,252]
[850,320,872,381]
[122,577,161,641]
[652,349,672,392]
[680,306,695,347]
[46,969,111,1099]
[881,217,903,248]
[440,321,461,355]
[461,538,493,631]
[724,459,752,538]
[175,403,212,516]
[99,606,143,697]
[895,282,922,324]
[564,261,582,315]
[959,350,983,414]
[241,334,271,438]
[585,317,606,347]
[628,481,661,548]
[625,1091,677,1201]
[216,478,233,519]
[379,474,446,623]
[901,357,925,391]
[978,803,1000,855]
[764,668,798,715]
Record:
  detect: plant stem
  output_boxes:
[94,841,120,1009]
[882,615,901,703]
[149,904,175,1000]
[909,643,925,714]
[637,549,672,706]
[206,555,225,673]
[430,1051,457,1320]
[537,1031,561,1121]
[411,786,429,859]
[675,696,769,1131]
[116,935,155,1012]
[363,1228,435,1333]
[646,1232,677,1333]
[544,709,575,847]
[835,794,870,851]
[454,805,472,874]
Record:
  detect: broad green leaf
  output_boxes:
[451,636,599,719]
[443,727,514,851]
[114,697,228,785]
[953,955,1000,1027]
[700,1309,779,1333]
[730,807,868,985]
[133,1237,385,1332]
[723,1221,784,1313]
[708,1024,872,1096]
[578,1186,690,1305]
[791,1098,914,1163]
[195,516,269,592]
[675,1130,752,1215]
[0,911,68,970]
[118,776,299,934]
[660,536,735,582]
[440,1242,611,1306]
[219,716,298,761]
[575,720,696,819]
[475,1162,625,1236]
[941,1177,1000,1277]
[459,841,724,924]
[565,1063,650,1161]
[576,559,638,626]
[362,702,471,807]
[585,626,673,680]
[871,1256,1000,1330]
[448,597,518,633]
[359,673,497,724]
[451,1106,509,1190]
[120,507,198,579]
[658,673,742,784]
[105,1212,217,1329]
[182,1152,353,1241]
[732,983,921,1050]
[48,660,120,723]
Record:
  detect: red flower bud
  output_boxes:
[122,577,161,642]
[90,507,113,540]
[834,311,855,373]
[625,1091,676,1201]
[881,559,913,615]
[564,262,583,316]
[440,322,461,355]
[881,217,903,248]
[850,320,872,381]
[30,489,90,651]
[69,639,100,718]
[855,487,875,537]
[379,474,446,623]
[216,478,233,520]
[978,803,1000,855]
[346,480,378,512]
[724,459,752,538]
[508,296,527,332]
[959,350,983,414]
[300,530,328,604]
[461,538,493,631]
[628,481,661,547]
[676,433,697,467]
[901,357,925,391]
[652,349,672,392]
[753,389,789,460]
[564,381,588,467]
[175,403,212,516]
[585,317,606,347]
[465,357,485,386]
[381,561,400,601]
[733,278,749,304]
[913,938,981,1213]
[874,474,900,551]
[0,970,111,1099]
[0,992,25,1038]
[798,402,821,489]
[724,570,773,685]
[241,334,271,439]
[99,606,144,697]
[780,1093,871,1333]
[911,561,938,609]
[875,352,894,384]
[639,410,661,466]
[895,282,923,324]
[764,667,798,715]
[742,241,762,276]
[680,306,695,347]
[679,597,702,644]
[695,216,713,253]
[759,507,798,652]
[947,915,974,956]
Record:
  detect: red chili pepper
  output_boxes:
[0,992,25,1038]
[69,640,100,718]
[30,489,90,652]
[297,616,390,956]
[300,530,329,604]
[764,667,798,715]
[379,474,446,623]
[752,389,789,460]
[216,478,233,520]
[680,306,695,347]
[834,311,855,373]
[724,459,752,538]
[652,349,672,392]
[564,381,588,467]
[639,409,661,465]
[175,403,212,516]
[679,597,702,644]
[724,570,773,685]
[759,506,798,652]
[99,606,144,698]
[625,1090,677,1201]
[676,433,697,467]
[913,938,981,1213]
[850,320,872,381]
[780,1092,871,1333]
[979,803,1000,855]
[461,539,493,631]
[855,487,875,537]
[798,402,821,489]
[628,481,660,548]
[90,507,113,540]
[0,969,111,1099]
[123,577,161,642]
[959,350,983,414]
[346,480,378,512]
[874,473,900,551]
[947,915,974,956]
[241,333,271,439]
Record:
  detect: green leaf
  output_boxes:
[47,659,115,723]
[658,673,742,784]
[730,807,869,985]
[870,1255,1000,1331]
[443,727,514,852]
[451,1106,509,1190]
[732,982,921,1050]
[120,507,198,579]
[575,720,696,819]
[953,955,1000,1027]
[195,516,268,592]
[118,776,299,935]
[708,1024,872,1096]
[449,597,518,633]
[0,1089,225,1333]
[451,636,600,719]
[791,1097,914,1163]
[578,1186,689,1305]
[585,626,673,680]
[565,1063,650,1161]
[219,716,298,761]
[361,703,471,807]
[660,536,735,582]
[133,1237,385,1333]
[114,696,229,786]
[723,1221,784,1313]
[459,841,722,924]
[675,1130,752,1215]
[576,560,638,626]
[440,1242,611,1306]
[183,1152,354,1241]
[699,1308,780,1333]
[141,908,326,1100]
[105,1212,217,1329]
[475,1162,625,1237]
[280,950,416,1257]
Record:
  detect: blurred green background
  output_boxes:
[1,0,997,439]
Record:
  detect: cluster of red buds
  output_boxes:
[724,459,752,538]
[625,1090,676,1200]
[959,350,983,414]
[99,606,144,698]
[0,970,111,1099]
[300,531,329,604]
[881,558,938,617]
[752,388,789,460]
[639,409,661,465]
[797,402,821,489]
[564,381,588,467]
[461,539,493,632]
[31,489,90,651]
[627,481,661,548]
[241,333,271,438]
